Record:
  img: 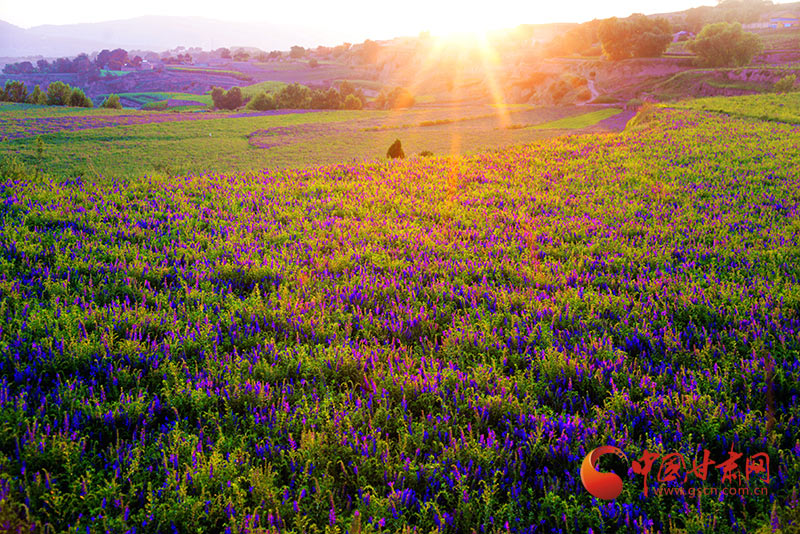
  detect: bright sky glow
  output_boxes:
[3,0,709,36]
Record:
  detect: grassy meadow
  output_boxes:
[0,104,623,176]
[1,92,799,533]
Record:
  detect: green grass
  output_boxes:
[0,104,627,176]
[530,108,623,129]
[1,110,385,176]
[110,92,213,108]
[239,81,288,99]
[100,69,129,77]
[165,65,252,80]
[333,79,384,91]
[0,103,132,118]
[669,91,800,123]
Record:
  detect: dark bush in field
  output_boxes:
[308,58,319,68]
[387,139,405,159]
[211,86,244,110]
[246,92,277,110]
[100,94,123,109]
[68,88,93,108]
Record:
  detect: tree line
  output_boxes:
[542,12,764,66]
[2,49,142,75]
[0,80,123,109]
[211,82,368,111]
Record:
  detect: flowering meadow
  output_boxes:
[1,102,799,533]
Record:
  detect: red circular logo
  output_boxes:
[580,446,628,500]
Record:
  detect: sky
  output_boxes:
[1,0,711,37]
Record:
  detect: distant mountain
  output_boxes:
[0,16,348,58]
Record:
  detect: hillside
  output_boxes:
[0,16,350,57]
[1,94,798,533]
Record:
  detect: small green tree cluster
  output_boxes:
[598,14,672,60]
[0,80,29,102]
[42,81,93,107]
[246,92,277,110]
[100,94,123,109]
[68,88,92,108]
[688,22,763,67]
[375,87,415,109]
[211,87,243,110]
[266,82,365,110]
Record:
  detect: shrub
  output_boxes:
[310,88,342,109]
[774,74,797,93]
[211,87,225,108]
[246,92,277,111]
[27,85,46,105]
[101,94,123,109]
[419,150,434,157]
[211,86,243,110]
[276,83,311,109]
[343,94,363,110]
[69,88,93,108]
[386,139,405,159]
[0,154,28,180]
[46,81,72,106]
[3,80,28,103]
[688,22,763,67]
[223,87,243,109]
[308,58,319,68]
[376,87,415,109]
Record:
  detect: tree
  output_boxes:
[376,87,415,109]
[223,87,243,109]
[290,46,306,59]
[211,87,243,110]
[218,48,231,59]
[46,81,73,106]
[233,49,250,61]
[69,88,93,108]
[688,22,763,67]
[598,14,672,60]
[3,81,28,103]
[246,92,277,111]
[27,85,46,105]
[101,94,123,109]
[343,94,363,110]
[387,139,405,159]
[310,88,342,109]
[276,83,311,108]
